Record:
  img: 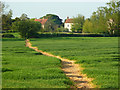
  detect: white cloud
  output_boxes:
[2,0,110,2]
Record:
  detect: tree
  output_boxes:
[105,0,119,36]
[12,17,21,23]
[44,19,58,32]
[30,18,36,21]
[0,1,9,14]
[71,14,85,33]
[20,13,29,21]
[83,19,93,33]
[2,9,13,30]
[0,2,12,31]
[41,14,62,32]
[82,0,119,36]
[0,2,2,32]
[12,20,41,39]
[41,14,62,25]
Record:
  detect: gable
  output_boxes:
[65,19,73,23]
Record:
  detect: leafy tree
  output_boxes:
[30,18,36,21]
[44,19,58,32]
[0,1,2,14]
[20,13,29,21]
[82,0,119,36]
[83,19,92,33]
[12,20,41,39]
[12,17,21,23]
[2,9,13,30]
[71,14,85,33]
[0,2,12,31]
[41,14,62,25]
[0,1,9,14]
[41,14,62,32]
[0,2,2,32]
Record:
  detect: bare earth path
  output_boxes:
[26,39,96,88]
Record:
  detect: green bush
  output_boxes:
[12,20,42,39]
[2,34,15,38]
[57,27,69,32]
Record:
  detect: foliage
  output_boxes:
[3,33,20,38]
[30,18,36,21]
[71,14,85,33]
[2,6,13,31]
[2,38,73,88]
[12,20,41,39]
[83,0,120,36]
[20,13,29,21]
[57,26,69,32]
[2,33,15,38]
[83,19,92,33]
[41,14,62,25]
[42,14,62,32]
[0,1,3,13]
[0,1,9,14]
[31,37,118,88]
[44,19,58,32]
[12,17,21,23]
[0,2,12,31]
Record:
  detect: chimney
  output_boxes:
[67,16,69,19]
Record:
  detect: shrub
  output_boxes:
[12,20,42,39]
[2,34,15,38]
[57,27,69,32]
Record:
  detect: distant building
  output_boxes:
[34,18,48,29]
[64,17,73,32]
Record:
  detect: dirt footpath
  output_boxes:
[26,39,96,88]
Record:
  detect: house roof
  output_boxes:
[65,19,73,23]
[34,19,48,25]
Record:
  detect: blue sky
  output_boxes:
[4,1,109,22]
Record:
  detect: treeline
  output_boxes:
[0,2,64,33]
[72,0,119,36]
[1,0,119,37]
[0,2,30,31]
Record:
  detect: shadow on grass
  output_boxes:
[112,57,119,61]
[34,52,43,55]
[2,68,13,72]
[2,38,25,41]
[15,51,25,53]
[2,62,9,65]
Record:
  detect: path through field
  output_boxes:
[26,39,96,88]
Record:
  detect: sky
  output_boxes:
[2,0,110,2]
[2,0,110,22]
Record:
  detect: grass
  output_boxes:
[30,37,119,88]
[2,38,73,88]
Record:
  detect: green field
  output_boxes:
[2,37,119,88]
[2,38,73,88]
[30,37,119,88]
